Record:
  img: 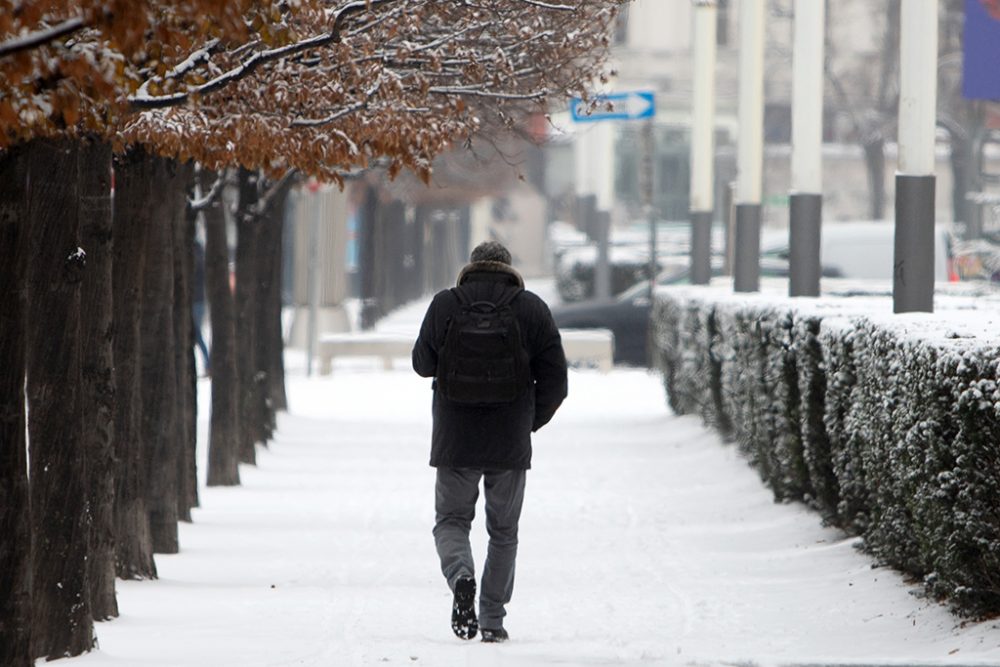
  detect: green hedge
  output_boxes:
[651,285,1000,617]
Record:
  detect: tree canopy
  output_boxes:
[1,0,623,179]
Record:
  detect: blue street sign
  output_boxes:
[570,90,656,123]
[964,0,1000,100]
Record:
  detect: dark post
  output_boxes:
[722,181,735,276]
[893,174,936,313]
[733,203,761,293]
[578,194,597,240]
[690,210,713,284]
[788,193,822,296]
[641,120,657,293]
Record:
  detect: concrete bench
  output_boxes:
[559,328,614,373]
[317,328,615,375]
[318,332,413,374]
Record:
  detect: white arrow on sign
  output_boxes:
[571,90,656,123]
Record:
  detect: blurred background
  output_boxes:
[262,0,1000,363]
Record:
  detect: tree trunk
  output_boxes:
[78,138,118,621]
[414,205,429,297]
[112,148,157,580]
[359,184,380,329]
[0,144,33,667]
[183,199,200,512]
[141,157,181,555]
[255,178,292,435]
[25,137,95,660]
[383,200,405,312]
[253,212,275,443]
[403,205,424,303]
[266,199,288,414]
[172,164,198,522]
[235,168,261,463]
[204,174,242,487]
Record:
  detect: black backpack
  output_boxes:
[436,286,530,405]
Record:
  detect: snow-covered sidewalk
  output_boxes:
[66,288,1000,667]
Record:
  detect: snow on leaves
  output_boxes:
[2,0,624,180]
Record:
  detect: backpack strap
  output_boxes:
[451,285,521,308]
[495,286,523,308]
[450,287,473,307]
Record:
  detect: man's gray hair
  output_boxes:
[470,240,512,265]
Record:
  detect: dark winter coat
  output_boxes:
[412,261,568,470]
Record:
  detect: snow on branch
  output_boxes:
[290,79,383,129]
[254,169,298,216]
[516,0,578,10]
[0,16,87,59]
[188,172,224,211]
[168,39,222,79]
[428,86,549,100]
[134,38,222,102]
[112,0,621,182]
[131,32,339,109]
[129,0,398,110]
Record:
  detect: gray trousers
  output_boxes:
[433,467,526,630]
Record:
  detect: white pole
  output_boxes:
[736,0,764,205]
[733,0,765,292]
[594,122,616,212]
[791,0,824,195]
[690,0,717,213]
[689,0,717,285]
[788,0,825,297]
[894,0,939,313]
[574,129,592,197]
[898,0,938,176]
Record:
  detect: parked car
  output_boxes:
[551,257,837,367]
[550,262,705,367]
[552,274,661,367]
[761,221,956,281]
[554,245,658,303]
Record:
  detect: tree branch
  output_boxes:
[290,78,383,128]
[189,171,225,211]
[254,169,298,216]
[0,16,87,59]
[128,0,400,110]
[134,38,222,101]
[516,0,578,9]
[428,86,548,100]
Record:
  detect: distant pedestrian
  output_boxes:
[412,241,568,643]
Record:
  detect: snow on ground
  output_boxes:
[62,280,1000,667]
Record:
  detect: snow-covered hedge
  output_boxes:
[651,281,1000,618]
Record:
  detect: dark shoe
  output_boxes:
[451,576,478,640]
[480,627,508,643]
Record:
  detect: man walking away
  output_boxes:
[412,241,568,643]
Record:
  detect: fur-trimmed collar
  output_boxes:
[456,261,524,288]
